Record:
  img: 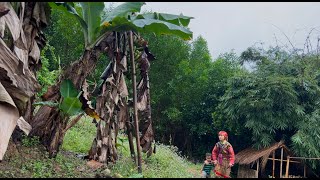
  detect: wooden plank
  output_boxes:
[280,147,283,178]
[267,158,300,163]
[285,156,290,178]
[290,157,320,160]
[272,151,275,178]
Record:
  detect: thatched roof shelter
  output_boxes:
[235,140,297,177]
[235,141,317,178]
[235,141,292,164]
[235,140,292,165]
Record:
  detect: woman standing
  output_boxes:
[212,131,235,178]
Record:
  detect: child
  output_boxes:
[201,153,214,178]
[212,131,235,178]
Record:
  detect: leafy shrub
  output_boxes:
[21,135,40,147]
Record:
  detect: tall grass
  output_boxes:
[62,116,97,153]
[110,141,202,178]
[62,117,203,178]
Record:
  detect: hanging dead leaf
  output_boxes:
[86,160,104,170]
[82,79,90,102]
[0,17,5,38]
[29,39,40,64]
[16,116,32,135]
[137,90,147,111]
[0,82,19,161]
[117,98,127,130]
[79,79,103,121]
[0,37,40,103]
[119,55,127,72]
[140,123,154,153]
[139,55,150,74]
[118,73,128,97]
[84,107,101,121]
[0,2,10,18]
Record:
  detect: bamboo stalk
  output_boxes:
[280,147,283,178]
[129,30,142,174]
[285,156,290,178]
[272,151,275,178]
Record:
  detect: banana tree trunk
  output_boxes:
[88,79,119,163]
[29,34,112,157]
[140,72,154,157]
[88,32,129,164]
[0,2,50,160]
[136,40,155,158]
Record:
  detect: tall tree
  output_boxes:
[142,32,191,143]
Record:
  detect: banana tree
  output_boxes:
[31,2,193,166]
[0,2,49,161]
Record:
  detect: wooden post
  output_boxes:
[280,147,283,178]
[129,31,142,174]
[304,163,306,177]
[272,150,275,178]
[256,159,259,178]
[285,156,290,178]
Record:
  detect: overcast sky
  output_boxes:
[108,2,320,59]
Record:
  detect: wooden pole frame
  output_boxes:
[272,150,275,178]
[256,159,259,178]
[280,147,283,178]
[285,156,290,178]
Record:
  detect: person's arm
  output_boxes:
[228,145,235,166]
[212,144,218,164]
[200,162,206,173]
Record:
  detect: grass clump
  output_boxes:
[110,141,202,178]
[62,116,97,153]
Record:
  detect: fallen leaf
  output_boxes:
[86,160,104,170]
